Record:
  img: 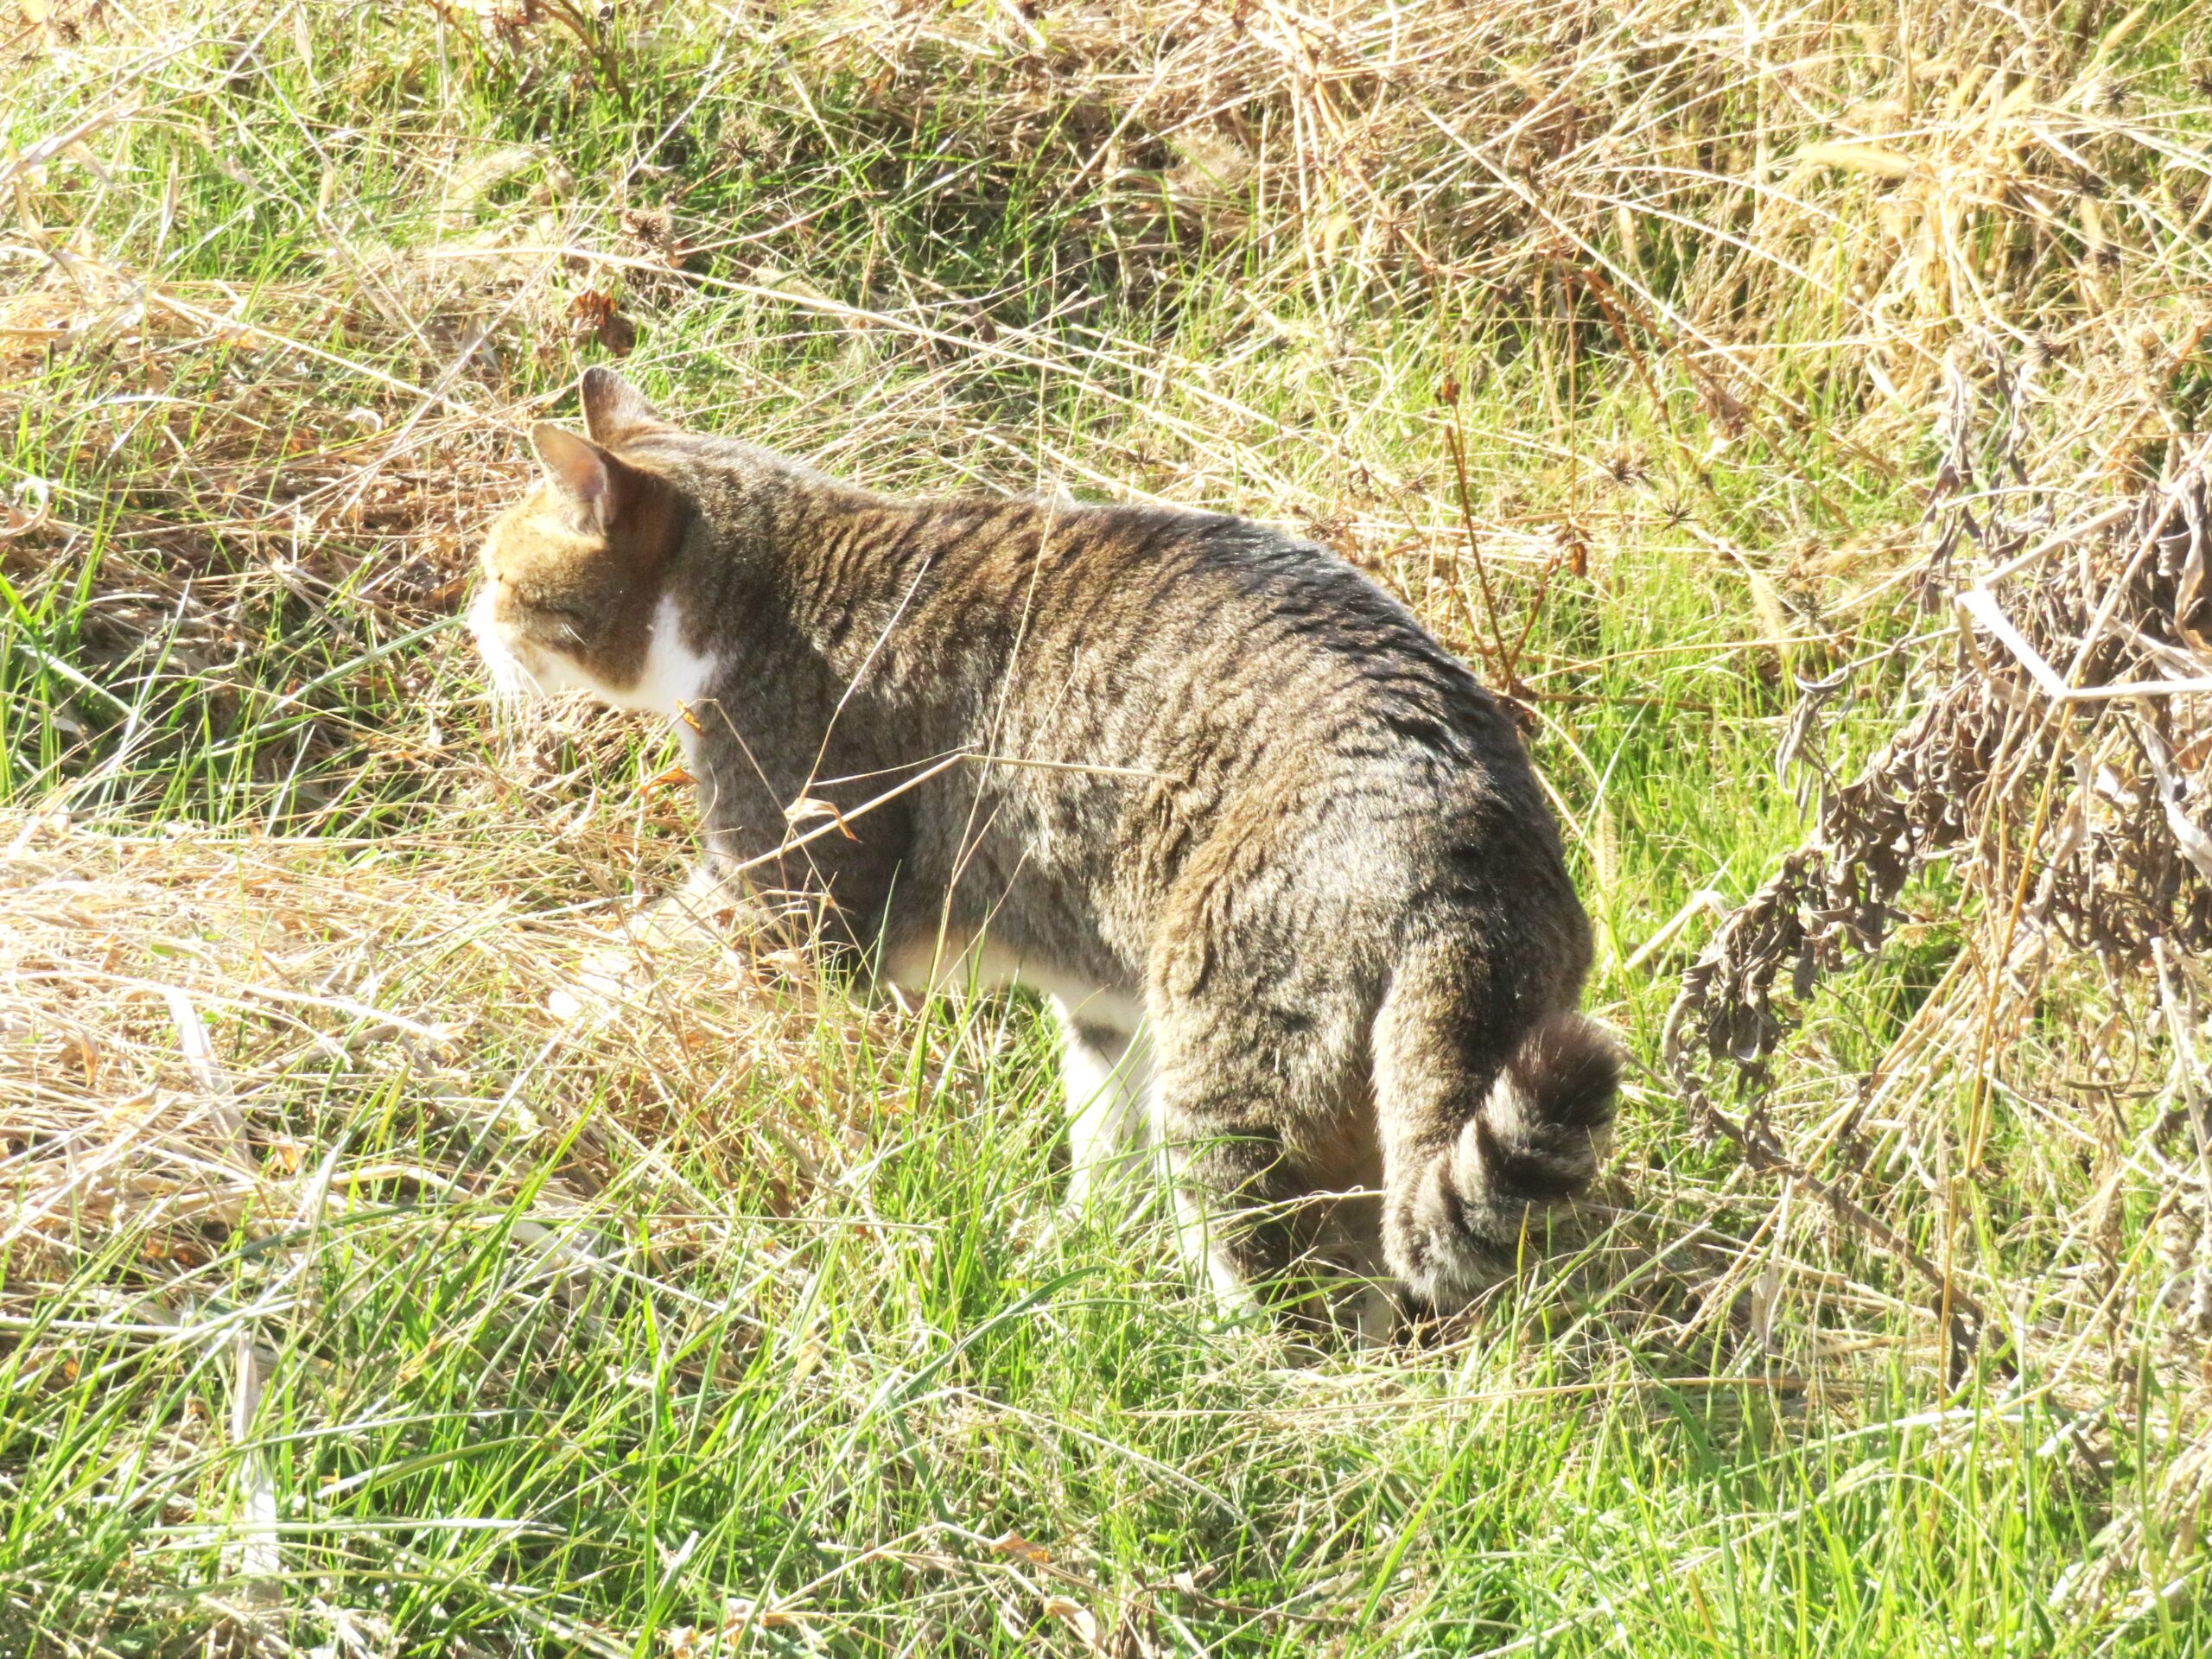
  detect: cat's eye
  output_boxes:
[533,601,600,639]
[506,587,588,624]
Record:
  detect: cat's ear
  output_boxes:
[580,365,664,444]
[531,423,637,531]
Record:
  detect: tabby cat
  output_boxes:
[473,366,1618,1339]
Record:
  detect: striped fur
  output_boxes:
[472,367,1618,1337]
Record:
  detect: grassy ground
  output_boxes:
[3,1,2211,1653]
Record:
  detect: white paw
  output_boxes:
[546,943,637,1027]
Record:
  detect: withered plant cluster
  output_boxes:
[1669,426,2212,1344]
[1665,408,2212,1638]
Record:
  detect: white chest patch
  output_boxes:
[600,594,721,758]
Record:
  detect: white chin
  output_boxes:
[481,642,539,702]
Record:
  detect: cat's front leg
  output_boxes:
[1051,1000,1154,1215]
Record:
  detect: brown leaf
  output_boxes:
[990,1529,1052,1566]
[571,289,637,356]
[635,765,696,798]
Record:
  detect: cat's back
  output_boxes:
[963,496,1523,775]
[882,492,1560,924]
[657,446,1497,767]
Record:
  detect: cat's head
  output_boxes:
[471,367,687,702]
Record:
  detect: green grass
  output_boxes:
[3,0,2210,1653]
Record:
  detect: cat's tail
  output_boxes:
[1373,964,1619,1311]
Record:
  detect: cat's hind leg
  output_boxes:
[1142,966,1378,1344]
[1146,1039,1321,1330]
